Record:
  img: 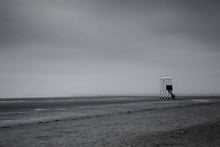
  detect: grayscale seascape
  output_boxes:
[1,0,220,146]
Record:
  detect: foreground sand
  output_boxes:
[131,121,220,147]
[0,102,220,147]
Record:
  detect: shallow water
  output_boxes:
[0,96,219,127]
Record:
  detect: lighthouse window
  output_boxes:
[166,85,172,90]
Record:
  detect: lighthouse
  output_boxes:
[160,75,175,99]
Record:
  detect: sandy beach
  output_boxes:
[0,98,220,147]
[131,121,220,147]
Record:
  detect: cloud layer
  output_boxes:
[0,0,220,97]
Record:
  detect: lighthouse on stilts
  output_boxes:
[160,75,175,99]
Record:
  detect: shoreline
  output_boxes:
[0,102,219,129]
[1,98,219,128]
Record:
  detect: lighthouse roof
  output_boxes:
[160,75,172,79]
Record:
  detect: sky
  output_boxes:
[0,0,220,98]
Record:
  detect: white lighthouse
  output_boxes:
[160,75,175,99]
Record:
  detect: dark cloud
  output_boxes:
[0,0,220,97]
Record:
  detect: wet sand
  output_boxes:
[0,99,220,147]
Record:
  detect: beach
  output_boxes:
[131,121,220,147]
[0,97,220,146]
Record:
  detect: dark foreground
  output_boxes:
[0,97,220,147]
[132,121,220,147]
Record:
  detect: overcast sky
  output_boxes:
[0,0,220,98]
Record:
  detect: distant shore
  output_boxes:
[1,95,220,100]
